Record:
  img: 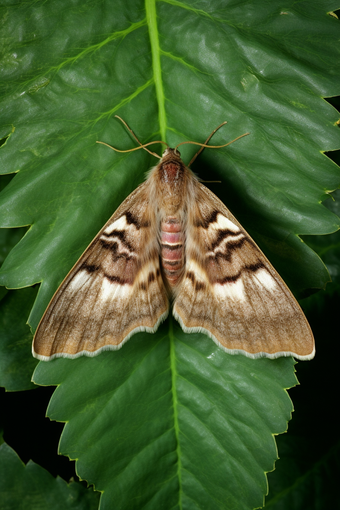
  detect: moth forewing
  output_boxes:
[173,180,315,361]
[33,179,169,360]
[33,129,315,361]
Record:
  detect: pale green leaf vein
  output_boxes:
[51,19,148,73]
[145,0,167,141]
[85,78,154,129]
[169,318,183,509]
[160,50,214,76]
[162,0,216,21]
[180,402,266,483]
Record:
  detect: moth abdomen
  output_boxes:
[160,217,185,289]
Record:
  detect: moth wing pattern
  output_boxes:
[173,180,315,360]
[33,181,169,360]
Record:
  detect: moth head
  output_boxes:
[162,148,181,159]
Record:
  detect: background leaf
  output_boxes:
[0,174,26,302]
[0,287,38,391]
[0,443,99,510]
[0,1,339,509]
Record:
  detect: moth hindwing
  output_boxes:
[33,142,314,361]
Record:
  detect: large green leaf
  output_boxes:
[0,443,99,510]
[34,323,297,510]
[1,0,339,317]
[0,1,340,508]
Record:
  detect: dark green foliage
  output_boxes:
[0,1,339,509]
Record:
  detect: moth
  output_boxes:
[33,117,315,361]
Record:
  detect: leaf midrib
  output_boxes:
[145,0,167,141]
[169,317,182,508]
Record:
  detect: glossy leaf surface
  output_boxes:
[0,1,339,508]
[34,323,297,509]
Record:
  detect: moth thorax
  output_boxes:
[164,160,180,177]
[160,160,184,184]
[157,158,186,214]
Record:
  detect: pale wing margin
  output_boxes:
[173,181,315,360]
[33,182,169,360]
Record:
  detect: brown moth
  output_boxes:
[33,118,315,361]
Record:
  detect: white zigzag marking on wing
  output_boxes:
[207,233,245,257]
[100,278,131,301]
[253,268,277,291]
[214,279,246,301]
[185,260,208,284]
[214,214,240,232]
[104,215,128,234]
[186,260,245,302]
[68,270,92,291]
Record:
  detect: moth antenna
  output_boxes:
[174,121,249,167]
[114,115,169,158]
[186,121,227,167]
[114,115,144,146]
[96,140,168,159]
[200,180,222,183]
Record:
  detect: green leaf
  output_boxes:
[0,173,27,302]
[34,322,297,510]
[0,442,100,510]
[0,288,38,391]
[0,0,339,325]
[302,189,340,291]
[0,1,339,508]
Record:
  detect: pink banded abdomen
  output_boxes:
[160,217,184,287]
